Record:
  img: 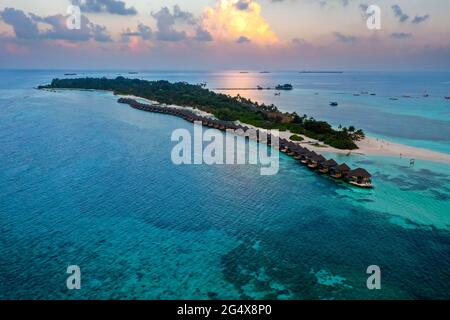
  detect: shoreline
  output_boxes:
[125,93,450,165]
[46,89,450,165]
[264,127,450,165]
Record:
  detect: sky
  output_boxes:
[0,0,449,70]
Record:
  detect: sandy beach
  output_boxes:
[237,122,450,165]
[63,91,450,165]
[277,130,450,164]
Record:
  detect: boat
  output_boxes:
[445,96,450,100]
[274,92,281,96]
[370,93,376,96]
[353,93,360,96]
[402,94,411,98]
[329,102,338,107]
[389,97,399,100]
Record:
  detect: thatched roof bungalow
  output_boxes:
[346,168,373,188]
[307,154,326,169]
[318,159,338,174]
[329,163,351,179]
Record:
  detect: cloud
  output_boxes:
[412,14,430,24]
[292,37,306,45]
[202,0,277,45]
[329,0,350,6]
[236,36,250,43]
[359,3,369,12]
[391,32,412,39]
[0,7,112,42]
[152,5,197,41]
[333,32,357,43]
[121,23,152,41]
[291,37,315,51]
[91,25,112,42]
[235,0,251,11]
[0,8,40,39]
[137,23,152,40]
[358,3,372,20]
[171,5,197,24]
[195,27,213,42]
[71,0,137,16]
[391,4,409,23]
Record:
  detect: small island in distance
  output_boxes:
[39,77,364,150]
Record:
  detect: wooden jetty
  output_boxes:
[117,97,373,188]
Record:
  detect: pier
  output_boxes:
[118,97,373,188]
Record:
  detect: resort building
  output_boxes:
[346,168,373,188]
[318,159,338,174]
[329,163,351,179]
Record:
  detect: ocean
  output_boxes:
[0,70,449,299]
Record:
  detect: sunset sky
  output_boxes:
[0,0,449,70]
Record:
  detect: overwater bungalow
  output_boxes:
[279,139,289,152]
[307,154,326,169]
[218,122,227,130]
[329,163,351,179]
[293,146,306,160]
[287,143,297,156]
[346,168,373,188]
[318,159,338,174]
[300,149,313,164]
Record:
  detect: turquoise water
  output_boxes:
[0,70,449,299]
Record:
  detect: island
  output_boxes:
[38,77,364,150]
[275,84,293,90]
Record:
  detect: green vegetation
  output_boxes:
[39,77,363,150]
[289,134,304,142]
[312,143,326,148]
[275,84,293,90]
